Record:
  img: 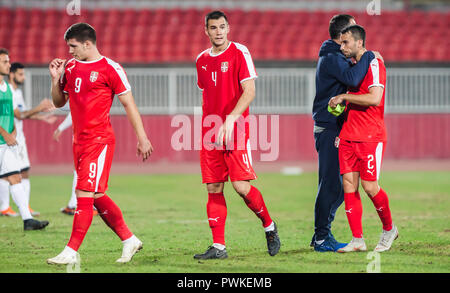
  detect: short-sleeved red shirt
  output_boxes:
[339,58,387,142]
[196,42,257,147]
[60,56,131,145]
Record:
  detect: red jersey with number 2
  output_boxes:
[339,58,387,142]
[60,56,131,145]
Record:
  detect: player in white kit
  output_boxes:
[0,62,55,217]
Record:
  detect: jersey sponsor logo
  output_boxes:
[202,65,207,71]
[66,63,75,73]
[371,61,379,70]
[221,62,229,73]
[208,217,220,222]
[89,71,99,82]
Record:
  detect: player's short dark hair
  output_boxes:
[10,62,24,73]
[341,24,366,47]
[64,23,96,44]
[205,10,228,27]
[329,14,355,40]
[0,48,9,56]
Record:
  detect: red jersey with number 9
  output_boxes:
[339,58,387,142]
[60,56,131,145]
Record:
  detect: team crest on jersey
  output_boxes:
[221,62,229,72]
[89,71,99,82]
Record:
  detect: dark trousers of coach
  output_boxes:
[313,125,344,242]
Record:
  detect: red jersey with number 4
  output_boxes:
[60,56,131,145]
[196,42,257,146]
[339,58,387,142]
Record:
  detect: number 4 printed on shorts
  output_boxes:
[242,154,250,169]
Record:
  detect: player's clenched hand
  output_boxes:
[3,132,17,146]
[137,138,153,162]
[329,95,345,108]
[49,58,66,80]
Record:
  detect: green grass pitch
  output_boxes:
[0,171,449,273]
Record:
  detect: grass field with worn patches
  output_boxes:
[0,171,449,273]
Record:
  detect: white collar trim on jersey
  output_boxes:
[209,41,232,57]
[75,56,105,64]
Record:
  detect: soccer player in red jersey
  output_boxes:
[46,23,153,264]
[328,25,398,253]
[193,11,280,259]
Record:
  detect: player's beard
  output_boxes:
[344,50,357,59]
[13,77,23,85]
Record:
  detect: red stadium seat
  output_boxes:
[0,7,448,64]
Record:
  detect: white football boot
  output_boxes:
[374,224,399,252]
[47,246,79,265]
[337,237,367,253]
[116,235,143,263]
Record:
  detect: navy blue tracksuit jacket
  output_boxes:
[312,39,375,241]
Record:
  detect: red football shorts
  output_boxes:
[73,143,115,193]
[338,139,386,181]
[200,140,257,183]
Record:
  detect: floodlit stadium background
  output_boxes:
[1,0,449,171]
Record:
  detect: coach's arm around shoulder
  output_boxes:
[49,58,68,108]
[118,91,154,162]
[329,51,375,88]
[328,86,384,108]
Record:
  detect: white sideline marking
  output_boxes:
[156,219,250,224]
[281,166,303,175]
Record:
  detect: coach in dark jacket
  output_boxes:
[311,14,375,252]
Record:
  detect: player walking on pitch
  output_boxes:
[0,62,56,218]
[328,25,398,252]
[0,49,49,230]
[194,11,280,259]
[46,23,153,264]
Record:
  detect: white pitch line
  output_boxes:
[156,219,251,224]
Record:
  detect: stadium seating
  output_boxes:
[1,8,449,64]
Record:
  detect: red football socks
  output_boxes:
[369,188,393,231]
[207,193,227,245]
[244,186,273,228]
[67,197,94,251]
[94,194,133,241]
[344,191,363,238]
